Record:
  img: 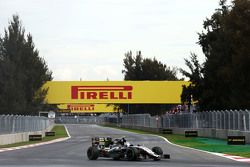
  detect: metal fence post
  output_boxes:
[11,115,15,133]
[243,114,246,131]
[246,110,250,131]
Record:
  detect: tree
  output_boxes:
[198,0,232,110]
[115,51,178,115]
[180,53,203,110]
[122,51,178,81]
[183,0,250,110]
[226,0,250,109]
[0,15,52,115]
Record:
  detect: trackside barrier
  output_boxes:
[160,110,250,131]
[0,115,54,145]
[0,115,53,134]
[53,111,250,133]
[98,110,250,143]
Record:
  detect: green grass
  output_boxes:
[165,134,250,157]
[0,125,68,148]
[103,125,250,158]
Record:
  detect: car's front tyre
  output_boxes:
[152,146,163,161]
[87,146,99,160]
[126,147,139,161]
[152,146,163,155]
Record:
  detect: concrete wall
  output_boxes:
[0,124,54,145]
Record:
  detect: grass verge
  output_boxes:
[0,125,68,148]
[103,125,250,158]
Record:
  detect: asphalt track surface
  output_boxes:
[0,124,249,167]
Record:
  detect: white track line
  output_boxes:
[0,125,71,153]
[64,124,71,138]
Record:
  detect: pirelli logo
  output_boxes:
[71,86,133,100]
[67,104,95,111]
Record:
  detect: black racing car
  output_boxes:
[87,137,170,161]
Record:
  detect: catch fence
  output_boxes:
[109,110,250,131]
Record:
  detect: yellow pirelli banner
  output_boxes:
[57,104,117,113]
[44,81,189,104]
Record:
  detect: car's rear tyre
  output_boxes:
[152,146,163,155]
[87,146,99,160]
[152,146,163,161]
[126,147,139,161]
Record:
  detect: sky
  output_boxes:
[0,0,220,81]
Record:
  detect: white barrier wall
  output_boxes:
[0,115,54,145]
[0,124,54,145]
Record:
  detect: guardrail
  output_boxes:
[0,115,53,135]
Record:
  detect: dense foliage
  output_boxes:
[0,15,52,115]
[181,0,250,110]
[180,53,203,110]
[114,51,178,115]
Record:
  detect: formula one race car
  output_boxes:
[87,137,170,161]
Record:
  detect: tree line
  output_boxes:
[117,0,250,114]
[1,0,250,115]
[0,15,52,115]
[181,0,250,111]
[111,51,179,115]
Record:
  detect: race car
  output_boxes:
[87,137,170,161]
